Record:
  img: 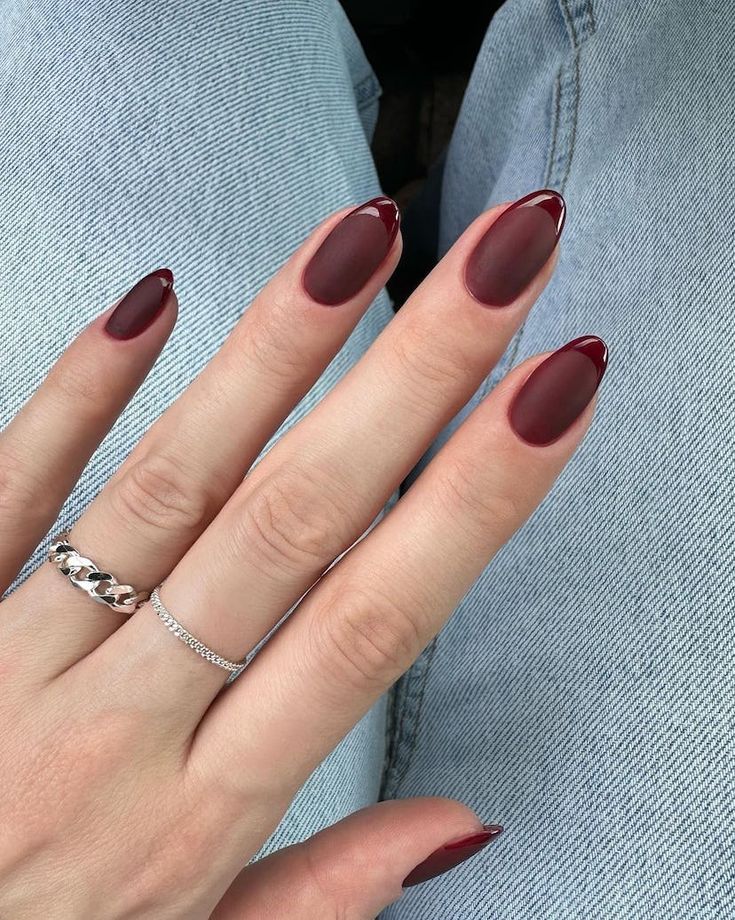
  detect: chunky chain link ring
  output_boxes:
[150,586,245,676]
[47,531,148,614]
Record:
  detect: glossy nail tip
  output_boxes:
[571,334,608,377]
[356,195,401,245]
[153,267,174,288]
[402,825,503,888]
[302,196,400,306]
[465,188,565,307]
[104,268,174,340]
[530,187,566,236]
[509,335,608,446]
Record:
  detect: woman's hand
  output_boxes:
[0,192,606,918]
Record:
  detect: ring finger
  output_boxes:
[9,198,402,675]
[0,269,176,592]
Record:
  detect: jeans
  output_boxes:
[0,1,732,917]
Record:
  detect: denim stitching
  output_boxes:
[545,70,563,188]
[587,0,597,36]
[387,637,439,796]
[560,0,597,46]
[353,72,381,110]
[561,52,580,192]
[502,0,593,380]
[380,637,439,798]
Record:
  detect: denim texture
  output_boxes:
[387,2,734,917]
[1,1,733,918]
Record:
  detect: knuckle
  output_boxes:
[388,320,468,407]
[243,301,308,389]
[318,582,424,691]
[110,452,216,537]
[0,446,48,522]
[234,466,351,576]
[47,355,114,422]
[297,843,363,920]
[435,455,523,535]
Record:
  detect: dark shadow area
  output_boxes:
[341,1,500,305]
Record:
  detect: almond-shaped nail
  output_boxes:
[403,825,503,888]
[465,189,565,306]
[302,196,400,306]
[104,268,174,340]
[509,335,608,445]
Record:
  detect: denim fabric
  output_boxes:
[0,0,391,850]
[1,0,733,918]
[385,1,734,918]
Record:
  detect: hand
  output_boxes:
[0,192,605,917]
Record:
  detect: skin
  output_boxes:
[0,203,597,918]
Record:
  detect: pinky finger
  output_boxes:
[0,269,177,592]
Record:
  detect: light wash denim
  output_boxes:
[0,1,732,918]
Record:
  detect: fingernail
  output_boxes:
[403,825,503,888]
[464,189,565,306]
[302,196,400,305]
[104,268,174,340]
[509,335,608,445]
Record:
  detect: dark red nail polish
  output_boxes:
[104,268,174,340]
[465,189,565,306]
[302,196,400,305]
[403,825,503,888]
[509,335,608,446]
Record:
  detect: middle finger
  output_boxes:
[102,189,566,722]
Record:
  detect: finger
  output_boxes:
[212,798,502,920]
[107,190,566,720]
[0,269,176,594]
[10,198,401,674]
[197,337,607,789]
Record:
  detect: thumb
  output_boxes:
[213,797,503,919]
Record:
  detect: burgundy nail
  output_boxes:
[509,335,608,446]
[403,825,503,888]
[104,268,174,340]
[302,196,400,305]
[464,189,565,306]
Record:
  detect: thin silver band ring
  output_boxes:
[150,586,245,675]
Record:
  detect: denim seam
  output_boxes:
[380,637,439,799]
[558,0,597,47]
[353,72,381,110]
[387,637,438,796]
[379,1,594,801]
[587,1,597,37]
[504,0,591,376]
[546,70,563,189]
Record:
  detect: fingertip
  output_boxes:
[506,336,608,448]
[99,268,178,342]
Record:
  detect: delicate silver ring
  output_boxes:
[48,531,148,613]
[150,586,244,675]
